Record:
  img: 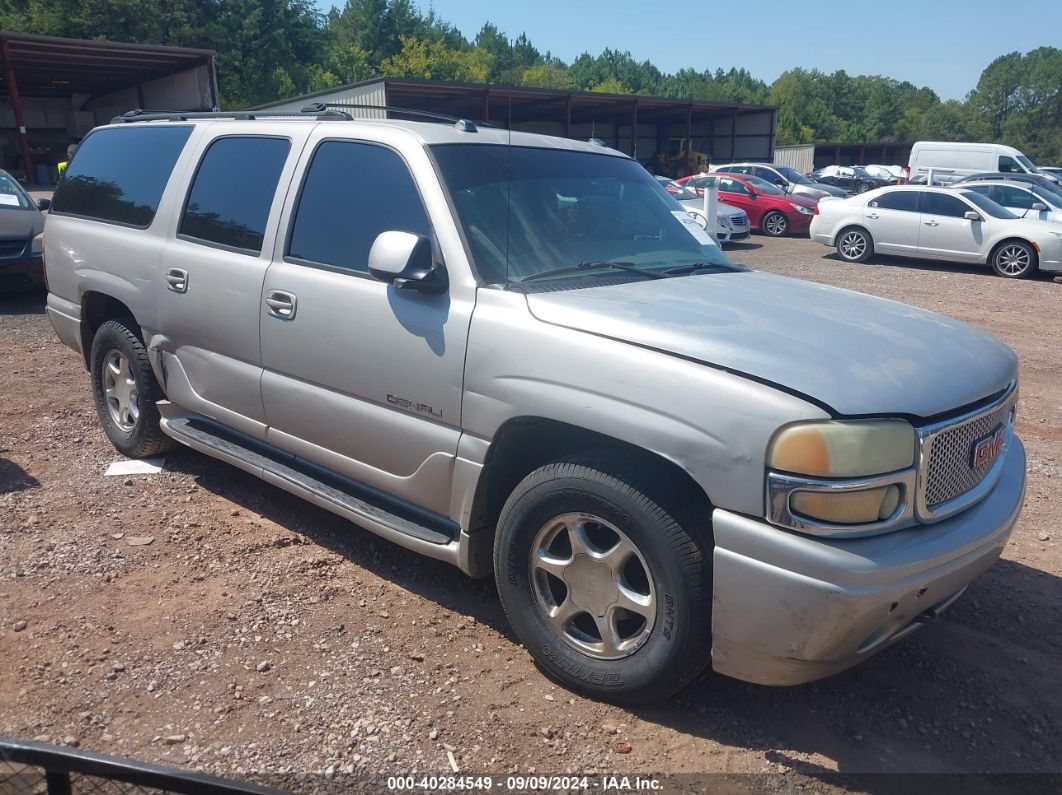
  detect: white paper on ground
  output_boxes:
[671,210,718,246]
[104,458,166,476]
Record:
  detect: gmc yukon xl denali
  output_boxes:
[43,109,1026,702]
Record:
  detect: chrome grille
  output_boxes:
[918,385,1016,517]
[731,213,749,227]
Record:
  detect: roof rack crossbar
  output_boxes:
[301,102,488,128]
[111,107,352,124]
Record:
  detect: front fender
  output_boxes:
[461,289,828,518]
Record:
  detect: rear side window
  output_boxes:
[287,141,430,274]
[922,192,970,218]
[718,177,750,195]
[51,126,192,227]
[871,191,920,212]
[179,136,291,254]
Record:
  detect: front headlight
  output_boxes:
[767,419,917,534]
[719,216,733,229]
[31,233,43,257]
[790,203,814,215]
[769,419,915,477]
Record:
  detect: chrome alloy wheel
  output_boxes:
[102,349,139,431]
[995,244,1031,276]
[764,213,788,236]
[529,512,656,660]
[838,230,868,260]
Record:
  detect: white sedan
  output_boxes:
[809,185,1062,278]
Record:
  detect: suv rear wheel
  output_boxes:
[90,318,174,458]
[494,455,712,703]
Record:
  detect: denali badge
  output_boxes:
[970,423,1005,469]
[387,393,442,418]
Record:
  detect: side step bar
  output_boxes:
[157,407,468,570]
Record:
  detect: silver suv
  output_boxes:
[44,110,1026,702]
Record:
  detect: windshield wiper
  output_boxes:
[518,260,665,284]
[661,261,734,276]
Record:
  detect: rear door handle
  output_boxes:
[866,212,879,219]
[924,220,940,227]
[264,290,297,320]
[165,268,188,293]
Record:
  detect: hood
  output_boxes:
[782,193,818,210]
[0,207,43,240]
[810,181,848,197]
[525,270,1016,419]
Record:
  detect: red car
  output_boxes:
[676,172,818,237]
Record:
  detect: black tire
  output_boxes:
[494,455,712,704]
[855,181,871,194]
[761,210,789,237]
[990,240,1037,279]
[835,226,874,263]
[90,318,174,458]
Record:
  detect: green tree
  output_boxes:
[381,36,492,83]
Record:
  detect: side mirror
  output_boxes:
[1030,202,1048,211]
[368,231,447,294]
[963,210,982,221]
[37,198,51,211]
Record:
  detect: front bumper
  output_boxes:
[710,436,1025,686]
[0,254,44,290]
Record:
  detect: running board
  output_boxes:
[157,406,466,569]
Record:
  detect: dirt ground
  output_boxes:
[1,236,1060,793]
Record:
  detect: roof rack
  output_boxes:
[111,107,352,124]
[300,102,483,131]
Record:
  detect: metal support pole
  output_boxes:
[730,106,737,161]
[1,36,35,182]
[630,101,638,159]
[704,182,719,244]
[685,104,693,174]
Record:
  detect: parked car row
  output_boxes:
[654,176,751,244]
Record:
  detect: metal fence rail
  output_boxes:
[0,736,288,795]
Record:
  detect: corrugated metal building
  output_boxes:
[776,141,913,173]
[255,78,777,177]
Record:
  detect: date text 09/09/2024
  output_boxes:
[386,775,663,791]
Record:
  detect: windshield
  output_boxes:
[431,144,737,285]
[775,166,812,185]
[0,172,32,209]
[660,179,699,201]
[960,191,1017,219]
[1016,154,1038,172]
[743,175,786,195]
[1032,186,1062,208]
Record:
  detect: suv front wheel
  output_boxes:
[90,318,174,459]
[494,455,712,703]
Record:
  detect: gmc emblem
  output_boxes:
[970,424,1006,468]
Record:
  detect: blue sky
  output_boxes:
[320,0,1062,100]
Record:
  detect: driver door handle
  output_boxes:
[165,268,188,293]
[924,220,940,227]
[866,212,879,220]
[265,290,297,320]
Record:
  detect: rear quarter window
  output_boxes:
[50,126,192,227]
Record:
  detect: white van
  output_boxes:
[907,141,1057,185]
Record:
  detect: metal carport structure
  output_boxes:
[0,31,218,182]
